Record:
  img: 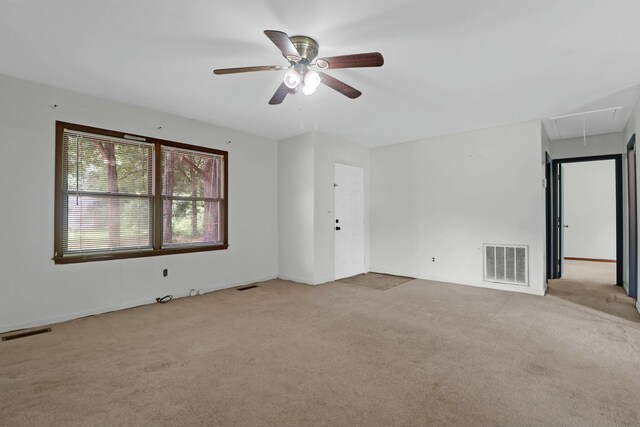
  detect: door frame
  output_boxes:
[547,154,623,286]
[627,135,638,299]
[545,152,553,282]
[550,160,564,279]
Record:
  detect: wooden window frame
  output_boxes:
[53,121,228,264]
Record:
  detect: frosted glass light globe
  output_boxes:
[304,70,321,89]
[283,69,301,89]
[301,82,317,96]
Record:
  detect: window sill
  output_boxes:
[53,244,229,264]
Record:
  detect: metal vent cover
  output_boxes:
[484,244,528,286]
[2,328,52,341]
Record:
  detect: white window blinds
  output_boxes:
[61,129,154,255]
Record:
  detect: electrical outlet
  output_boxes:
[163,268,168,277]
[432,257,436,262]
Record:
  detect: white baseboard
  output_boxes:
[0,276,276,334]
[437,278,545,296]
[277,275,316,285]
[636,300,640,314]
[369,267,546,296]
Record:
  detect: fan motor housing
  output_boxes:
[289,35,319,63]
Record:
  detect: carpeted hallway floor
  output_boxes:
[547,259,639,323]
[1,271,639,427]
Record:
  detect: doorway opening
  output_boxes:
[545,154,638,321]
[547,154,623,284]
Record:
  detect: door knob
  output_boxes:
[335,226,341,231]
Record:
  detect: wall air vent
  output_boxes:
[2,328,52,341]
[483,244,528,286]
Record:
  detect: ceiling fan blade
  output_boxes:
[269,83,291,105]
[316,52,384,69]
[264,30,301,61]
[319,73,362,99]
[213,65,284,75]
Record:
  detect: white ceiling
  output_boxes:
[542,84,640,140]
[1,0,640,148]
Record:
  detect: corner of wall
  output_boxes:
[624,91,639,142]
[277,135,316,285]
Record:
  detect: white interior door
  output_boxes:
[334,163,365,280]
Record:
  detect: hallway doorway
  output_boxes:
[548,260,639,323]
[547,155,623,285]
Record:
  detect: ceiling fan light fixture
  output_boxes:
[304,70,321,90]
[283,68,301,89]
[301,82,317,96]
[213,30,384,104]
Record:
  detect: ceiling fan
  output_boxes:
[213,30,384,105]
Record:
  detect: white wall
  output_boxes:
[277,134,315,284]
[0,74,278,333]
[370,120,546,295]
[550,133,625,159]
[624,97,639,147]
[277,132,370,285]
[563,161,616,260]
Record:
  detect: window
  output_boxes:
[161,146,224,247]
[54,122,228,263]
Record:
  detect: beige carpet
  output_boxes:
[548,259,639,323]
[337,272,414,290]
[1,274,639,427]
